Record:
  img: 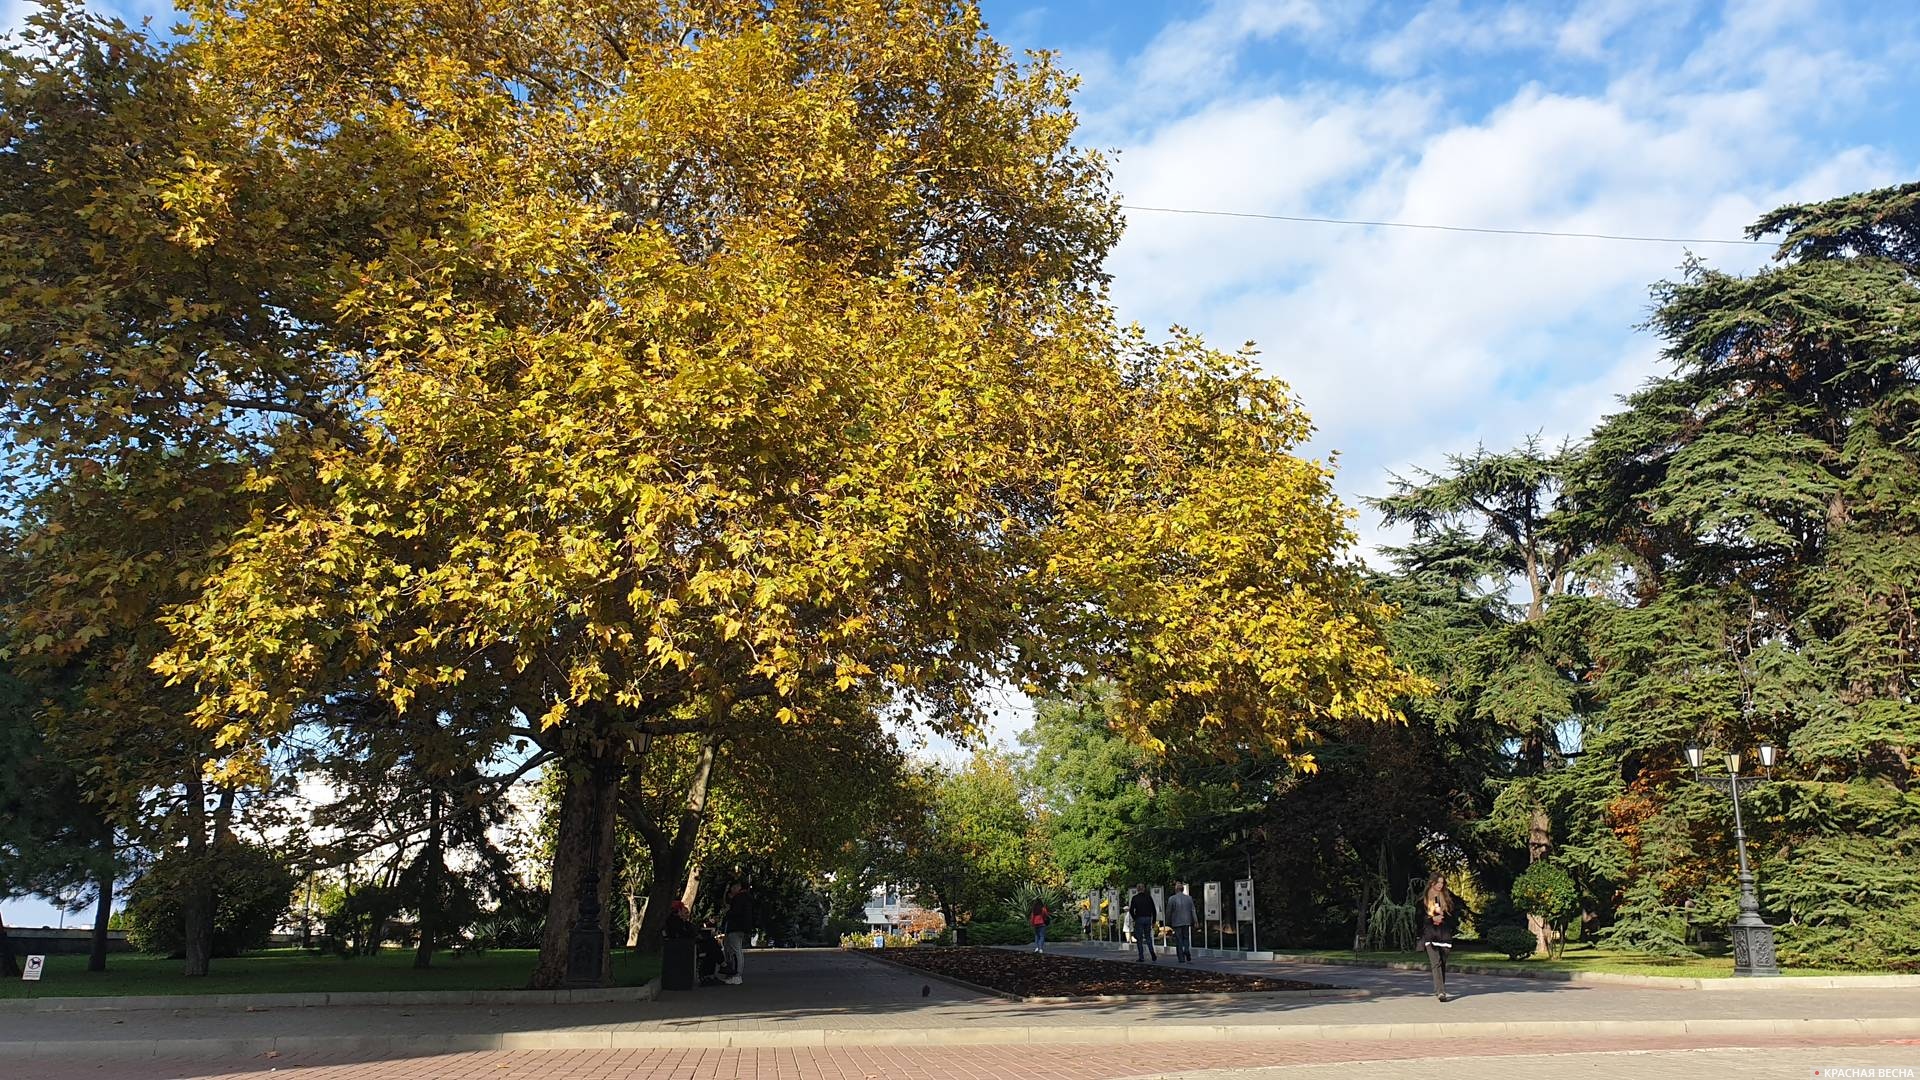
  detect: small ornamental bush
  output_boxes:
[124,841,297,958]
[1511,862,1579,957]
[1485,924,1538,960]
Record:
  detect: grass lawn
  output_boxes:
[0,947,661,999]
[1273,941,1869,979]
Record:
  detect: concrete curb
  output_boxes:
[6,1016,1919,1058]
[848,947,1370,1005]
[0,978,661,1013]
[1278,953,1920,991]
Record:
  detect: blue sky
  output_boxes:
[6,0,1919,925]
[967,0,1920,554]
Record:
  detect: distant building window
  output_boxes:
[884,884,899,907]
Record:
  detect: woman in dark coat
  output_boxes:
[1417,874,1459,1002]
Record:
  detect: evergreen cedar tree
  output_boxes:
[3,1,1416,985]
[1339,182,1920,970]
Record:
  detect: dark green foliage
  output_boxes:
[0,660,125,974]
[1556,179,1920,970]
[1594,874,1695,957]
[1292,179,1920,972]
[1484,925,1538,960]
[125,842,296,958]
[468,889,549,951]
[954,920,1036,947]
[1765,824,1920,972]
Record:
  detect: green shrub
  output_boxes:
[468,889,548,951]
[124,841,297,958]
[1484,924,1538,960]
[957,919,1033,947]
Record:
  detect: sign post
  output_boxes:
[1150,886,1166,950]
[1203,882,1222,953]
[1105,888,1121,945]
[22,955,46,982]
[1234,878,1257,954]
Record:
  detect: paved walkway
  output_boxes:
[15,1035,1920,1079]
[5,947,1918,1069]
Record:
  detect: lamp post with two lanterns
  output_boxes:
[1682,740,1780,977]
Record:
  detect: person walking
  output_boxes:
[1418,873,1459,1002]
[1127,883,1158,962]
[1165,882,1196,962]
[721,881,755,986]
[1028,898,1051,954]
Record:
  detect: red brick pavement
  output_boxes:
[15,1034,1912,1080]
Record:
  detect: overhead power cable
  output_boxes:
[1117,203,1775,247]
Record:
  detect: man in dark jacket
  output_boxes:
[722,882,755,985]
[1128,883,1158,962]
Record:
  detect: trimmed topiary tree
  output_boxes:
[1511,862,1579,958]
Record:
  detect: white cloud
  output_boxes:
[1089,0,1912,567]
[1367,1,1553,76]
[1556,0,1693,59]
[1069,0,1338,138]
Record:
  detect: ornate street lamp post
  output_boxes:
[563,746,627,988]
[1682,741,1780,977]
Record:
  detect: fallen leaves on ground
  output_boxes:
[871,948,1340,998]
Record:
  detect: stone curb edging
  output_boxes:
[0,978,661,1014]
[846,947,1370,1005]
[1280,953,1920,991]
[6,1016,1919,1059]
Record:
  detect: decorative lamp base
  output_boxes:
[1728,918,1780,977]
[563,927,609,988]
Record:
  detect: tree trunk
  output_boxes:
[1527,804,1553,956]
[631,735,722,954]
[0,910,19,978]
[635,843,690,955]
[181,766,214,977]
[88,862,114,973]
[414,792,443,969]
[530,738,625,989]
[625,893,643,949]
[1353,880,1372,952]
